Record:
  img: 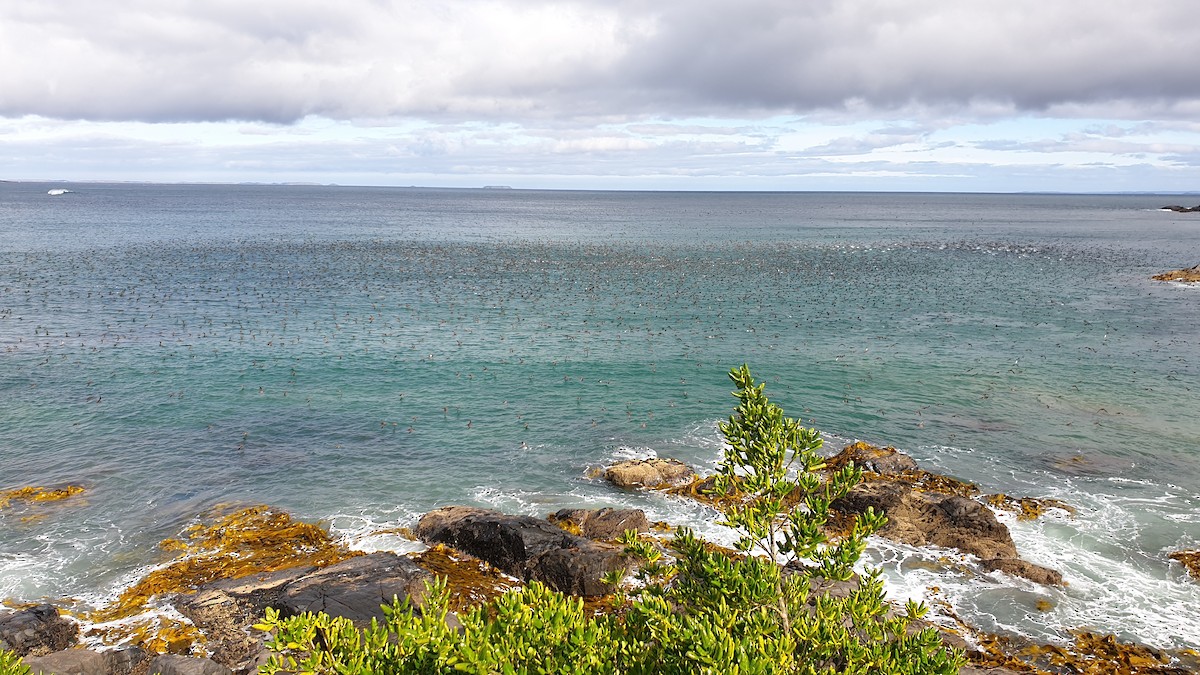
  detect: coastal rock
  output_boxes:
[278,552,432,623]
[0,605,76,657]
[548,508,649,541]
[604,458,695,489]
[833,479,1062,585]
[1152,263,1200,282]
[1161,205,1200,213]
[416,506,629,596]
[175,554,429,668]
[826,441,919,475]
[980,558,1063,586]
[22,647,145,675]
[147,655,232,675]
[176,567,316,669]
[1169,549,1200,581]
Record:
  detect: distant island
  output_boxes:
[482,185,513,190]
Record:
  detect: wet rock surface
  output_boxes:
[416,506,629,596]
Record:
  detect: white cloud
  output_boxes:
[3,1,1199,124]
[3,1,1200,190]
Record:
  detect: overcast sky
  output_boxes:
[2,1,1198,191]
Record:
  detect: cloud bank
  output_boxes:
[3,0,1198,124]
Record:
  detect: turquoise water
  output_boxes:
[2,183,1199,650]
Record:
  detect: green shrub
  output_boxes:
[0,650,30,675]
[257,365,965,674]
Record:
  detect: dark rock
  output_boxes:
[1162,205,1200,213]
[278,552,431,624]
[548,508,649,541]
[22,647,145,675]
[604,458,695,489]
[0,605,76,657]
[146,655,231,675]
[416,506,629,596]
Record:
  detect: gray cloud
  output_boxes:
[2,0,1198,124]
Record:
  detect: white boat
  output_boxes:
[47,188,71,196]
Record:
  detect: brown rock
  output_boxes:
[1153,263,1200,282]
[604,458,695,489]
[980,558,1063,586]
[416,506,629,597]
[548,508,649,541]
[827,441,919,476]
[833,479,1063,585]
[1169,549,1200,580]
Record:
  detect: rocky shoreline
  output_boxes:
[3,443,1199,675]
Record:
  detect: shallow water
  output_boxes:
[1,184,1198,650]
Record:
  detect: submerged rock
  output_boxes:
[604,458,696,489]
[0,604,76,657]
[416,506,629,596]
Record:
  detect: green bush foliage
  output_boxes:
[0,650,31,675]
[258,365,965,674]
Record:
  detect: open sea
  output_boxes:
[2,183,1199,652]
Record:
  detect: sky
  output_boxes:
[2,1,1199,192]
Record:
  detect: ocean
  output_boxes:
[1,183,1198,652]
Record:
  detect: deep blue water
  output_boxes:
[2,183,1199,650]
